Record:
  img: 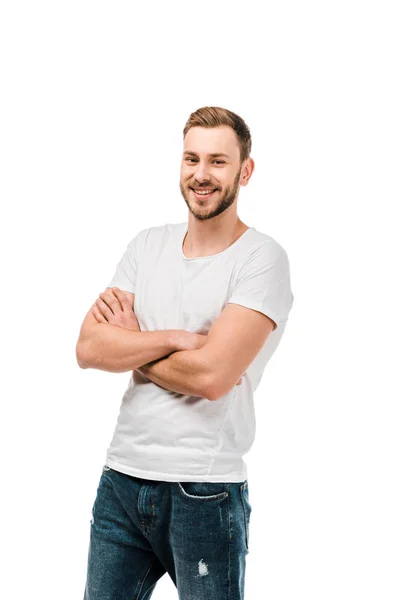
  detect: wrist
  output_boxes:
[166,330,183,353]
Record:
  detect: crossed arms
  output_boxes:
[76,287,275,401]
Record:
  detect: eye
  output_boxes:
[213,160,225,164]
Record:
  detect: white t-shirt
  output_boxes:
[105,221,294,482]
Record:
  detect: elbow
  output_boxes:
[204,373,239,401]
[76,341,91,369]
[203,374,225,402]
[205,387,223,402]
[199,373,214,401]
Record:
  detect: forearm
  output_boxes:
[137,348,214,399]
[77,324,177,373]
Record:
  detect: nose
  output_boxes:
[194,162,211,184]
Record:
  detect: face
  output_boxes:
[179,125,246,221]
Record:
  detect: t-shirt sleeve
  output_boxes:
[227,242,294,331]
[106,231,142,294]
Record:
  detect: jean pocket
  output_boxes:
[176,481,229,502]
[240,481,252,549]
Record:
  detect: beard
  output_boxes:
[179,168,242,221]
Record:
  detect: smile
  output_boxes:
[191,187,218,198]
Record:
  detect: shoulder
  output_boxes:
[140,222,186,245]
[125,223,171,248]
[137,222,185,239]
[241,229,289,266]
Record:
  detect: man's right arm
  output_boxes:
[75,291,182,373]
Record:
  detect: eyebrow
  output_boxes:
[183,151,230,158]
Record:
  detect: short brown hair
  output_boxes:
[183,106,252,164]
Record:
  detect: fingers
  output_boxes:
[111,287,131,312]
[96,293,115,321]
[98,289,122,317]
[92,303,107,323]
[94,288,126,323]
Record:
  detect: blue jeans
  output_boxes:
[83,464,252,599]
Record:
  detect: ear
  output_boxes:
[240,157,255,186]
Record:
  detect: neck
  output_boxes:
[183,215,249,258]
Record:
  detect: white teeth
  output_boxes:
[193,189,216,195]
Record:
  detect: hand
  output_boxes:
[92,287,141,332]
[169,331,208,352]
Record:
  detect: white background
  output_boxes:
[1,1,399,598]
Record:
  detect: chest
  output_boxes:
[134,249,238,333]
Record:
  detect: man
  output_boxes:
[76,106,294,599]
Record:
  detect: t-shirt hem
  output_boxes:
[105,458,247,483]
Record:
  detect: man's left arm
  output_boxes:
[137,346,214,398]
[138,303,276,401]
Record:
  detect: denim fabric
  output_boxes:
[83,465,252,599]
